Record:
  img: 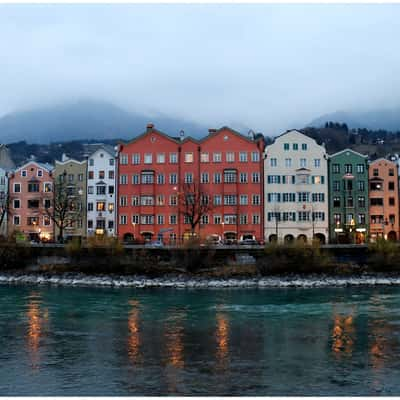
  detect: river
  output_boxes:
[1,284,400,395]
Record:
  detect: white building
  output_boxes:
[86,145,117,237]
[264,129,329,243]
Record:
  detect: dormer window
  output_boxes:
[21,170,27,177]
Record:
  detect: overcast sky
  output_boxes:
[1,3,400,136]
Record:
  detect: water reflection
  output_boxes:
[26,292,48,370]
[127,299,141,364]
[331,313,355,359]
[215,312,230,371]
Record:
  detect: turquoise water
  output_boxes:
[1,285,400,395]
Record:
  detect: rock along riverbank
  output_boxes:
[1,272,400,289]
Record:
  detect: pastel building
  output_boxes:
[86,145,117,237]
[54,155,87,241]
[368,158,399,241]
[8,161,54,241]
[0,167,8,237]
[117,124,265,243]
[264,130,329,243]
[328,149,369,243]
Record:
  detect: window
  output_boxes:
[27,217,39,226]
[144,153,152,164]
[358,181,365,191]
[314,159,321,168]
[226,152,235,162]
[213,152,222,162]
[239,195,248,205]
[345,164,352,174]
[141,215,154,225]
[28,183,39,193]
[240,173,248,183]
[21,170,27,177]
[347,196,353,207]
[141,196,154,206]
[214,195,222,205]
[170,195,178,206]
[333,196,341,207]
[170,215,177,224]
[358,196,366,208]
[200,152,209,163]
[132,154,140,164]
[373,168,379,177]
[332,164,340,174]
[141,172,154,184]
[78,173,83,182]
[89,159,94,166]
[201,173,209,183]
[358,214,366,225]
[120,154,128,165]
[88,203,93,211]
[99,171,105,179]
[169,173,178,185]
[120,196,127,207]
[88,220,93,229]
[302,143,307,151]
[239,214,248,225]
[156,153,165,164]
[132,215,139,224]
[214,215,222,224]
[37,170,43,177]
[13,199,20,209]
[185,173,193,183]
[312,212,325,221]
[132,196,139,206]
[157,215,165,225]
[389,214,396,224]
[28,199,39,208]
[252,172,260,183]
[224,170,237,183]
[157,195,164,206]
[108,220,114,230]
[389,197,395,206]
[251,152,260,162]
[389,182,395,191]
[267,212,280,222]
[293,143,298,151]
[132,175,139,185]
[267,175,280,184]
[157,174,165,184]
[224,214,237,224]
[200,215,209,225]
[285,158,292,168]
[109,158,114,166]
[370,198,383,206]
[333,181,340,191]
[224,195,237,205]
[13,215,20,225]
[356,164,365,174]
[334,213,341,225]
[108,171,114,180]
[170,153,178,164]
[44,183,52,193]
[14,183,21,193]
[96,185,106,195]
[346,180,353,191]
[120,215,127,225]
[239,152,247,162]
[300,158,306,168]
[389,168,395,176]
[282,193,296,202]
[252,195,260,205]
[283,143,289,151]
[88,171,94,180]
[270,158,277,167]
[297,192,309,202]
[370,182,382,191]
[184,152,194,163]
[282,212,296,221]
[298,211,310,221]
[96,202,106,211]
[311,193,325,202]
[214,173,221,184]
[267,193,281,202]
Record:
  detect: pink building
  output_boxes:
[8,161,54,241]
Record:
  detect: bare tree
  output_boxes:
[44,174,83,243]
[179,181,212,238]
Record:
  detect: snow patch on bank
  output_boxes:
[0,273,400,289]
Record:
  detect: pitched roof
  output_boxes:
[328,148,368,159]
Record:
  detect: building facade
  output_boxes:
[0,167,8,237]
[54,155,87,241]
[328,149,369,243]
[264,130,329,243]
[86,146,117,237]
[117,124,265,244]
[368,158,399,241]
[8,161,54,241]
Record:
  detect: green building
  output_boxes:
[328,149,369,243]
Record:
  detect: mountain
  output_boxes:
[309,108,400,131]
[0,100,207,144]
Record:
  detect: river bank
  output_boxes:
[3,270,400,288]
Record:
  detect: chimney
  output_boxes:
[61,153,68,162]
[147,123,154,132]
[208,128,217,134]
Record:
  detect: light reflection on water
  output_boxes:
[1,286,400,395]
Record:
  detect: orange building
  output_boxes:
[369,158,399,241]
[8,161,54,242]
[117,124,265,244]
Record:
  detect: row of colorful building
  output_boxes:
[0,124,400,245]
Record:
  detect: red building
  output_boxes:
[117,124,265,244]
